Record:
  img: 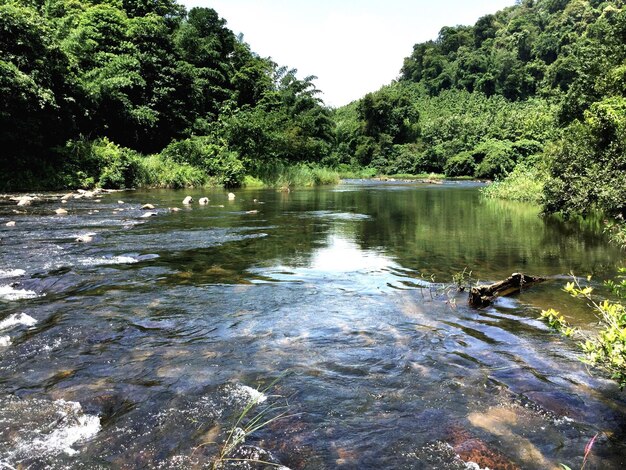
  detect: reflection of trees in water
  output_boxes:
[345,186,620,280]
[153,185,620,287]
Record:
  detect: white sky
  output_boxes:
[181,0,515,107]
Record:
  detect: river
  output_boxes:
[1,180,625,469]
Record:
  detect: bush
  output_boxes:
[544,97,626,217]
[60,138,141,189]
[160,136,245,187]
[472,139,516,179]
[541,272,626,389]
[444,151,476,177]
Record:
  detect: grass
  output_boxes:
[137,155,215,189]
[480,165,547,203]
[195,377,294,469]
[336,165,378,179]
[248,162,340,189]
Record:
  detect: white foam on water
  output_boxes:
[234,384,268,405]
[0,336,11,347]
[13,400,100,458]
[78,255,138,266]
[0,269,25,279]
[0,285,40,301]
[0,313,37,330]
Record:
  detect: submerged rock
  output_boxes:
[182,196,193,205]
[446,425,520,470]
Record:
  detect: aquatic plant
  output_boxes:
[451,267,474,292]
[197,378,293,469]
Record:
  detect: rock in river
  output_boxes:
[182,196,193,205]
[198,197,209,205]
[55,208,68,215]
[141,204,155,210]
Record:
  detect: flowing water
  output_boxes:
[1,180,625,469]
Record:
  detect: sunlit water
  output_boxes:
[1,181,625,469]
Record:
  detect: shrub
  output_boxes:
[472,139,516,179]
[541,272,626,389]
[60,137,141,189]
[544,97,626,218]
[444,151,476,177]
[160,137,245,187]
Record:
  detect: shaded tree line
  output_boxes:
[0,0,333,189]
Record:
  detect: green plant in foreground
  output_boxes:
[540,272,626,389]
[198,377,294,469]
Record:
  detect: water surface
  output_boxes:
[1,181,625,469]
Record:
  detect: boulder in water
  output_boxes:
[182,196,193,205]
[141,204,155,210]
[141,211,158,218]
[55,208,68,215]
[227,192,236,200]
[16,196,33,206]
[198,197,209,205]
[76,234,94,243]
[6,221,16,227]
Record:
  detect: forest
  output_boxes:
[0,0,335,189]
[1,0,626,222]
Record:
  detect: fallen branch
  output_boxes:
[469,273,545,308]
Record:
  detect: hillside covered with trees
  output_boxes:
[2,0,626,226]
[336,0,626,223]
[0,0,335,189]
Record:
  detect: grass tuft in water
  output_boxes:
[199,376,294,469]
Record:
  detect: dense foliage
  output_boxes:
[0,0,334,189]
[335,0,626,222]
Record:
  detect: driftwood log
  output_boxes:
[469,273,545,308]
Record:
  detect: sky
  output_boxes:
[181,0,515,107]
